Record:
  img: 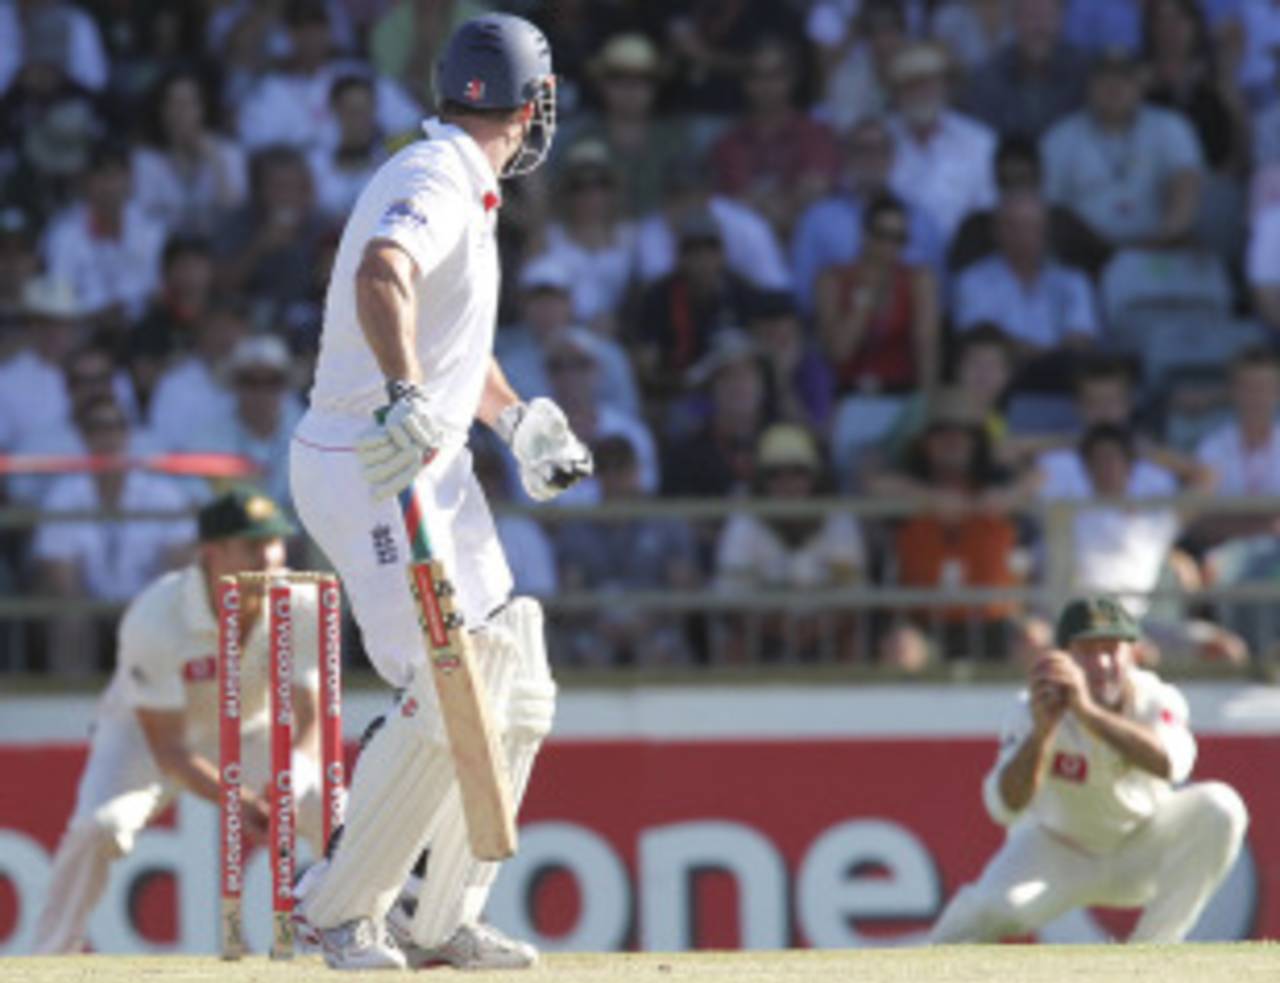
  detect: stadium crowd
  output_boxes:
[2,0,1280,673]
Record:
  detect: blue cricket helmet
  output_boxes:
[436,13,556,177]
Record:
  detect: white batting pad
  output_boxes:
[409,597,556,947]
[302,675,452,928]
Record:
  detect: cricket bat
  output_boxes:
[396,483,518,861]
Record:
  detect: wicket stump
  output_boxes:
[217,571,344,960]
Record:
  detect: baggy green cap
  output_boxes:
[197,487,296,543]
[1054,595,1140,648]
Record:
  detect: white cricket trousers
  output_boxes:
[290,408,512,691]
[929,782,1248,943]
[32,714,323,954]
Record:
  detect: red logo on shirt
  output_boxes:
[183,655,217,683]
[401,697,419,718]
[464,78,485,102]
[1051,752,1088,783]
[482,191,500,212]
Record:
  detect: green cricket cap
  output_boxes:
[197,487,296,543]
[1054,595,1140,648]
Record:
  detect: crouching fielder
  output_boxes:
[289,11,589,972]
[930,596,1248,944]
[33,489,327,954]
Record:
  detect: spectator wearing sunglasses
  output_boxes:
[815,192,940,396]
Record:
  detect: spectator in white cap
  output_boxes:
[172,333,304,512]
[495,253,641,417]
[887,41,998,240]
[0,276,87,455]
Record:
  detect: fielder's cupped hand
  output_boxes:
[1032,650,1090,711]
[499,398,594,501]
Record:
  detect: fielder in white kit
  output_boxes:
[930,596,1249,944]
[289,12,591,971]
[32,489,327,954]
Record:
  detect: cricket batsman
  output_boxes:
[288,12,590,971]
[32,488,327,954]
[930,596,1249,943]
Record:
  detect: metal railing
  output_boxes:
[2,494,1279,680]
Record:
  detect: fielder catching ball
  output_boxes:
[32,488,328,954]
[289,12,590,971]
[930,595,1249,943]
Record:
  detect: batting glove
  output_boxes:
[496,398,593,502]
[382,380,445,455]
[356,426,423,500]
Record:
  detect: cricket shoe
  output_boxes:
[390,918,539,971]
[386,886,536,971]
[316,917,407,971]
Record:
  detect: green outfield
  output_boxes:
[1,945,1278,982]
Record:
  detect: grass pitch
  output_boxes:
[1,946,1278,983]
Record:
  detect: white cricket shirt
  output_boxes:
[307,118,501,438]
[982,668,1197,855]
[97,564,320,760]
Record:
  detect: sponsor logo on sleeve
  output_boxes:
[383,199,429,231]
[183,655,218,683]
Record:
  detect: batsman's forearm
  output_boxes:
[997,731,1054,813]
[356,246,422,384]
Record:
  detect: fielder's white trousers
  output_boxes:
[290,409,512,691]
[32,713,323,954]
[929,782,1248,944]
